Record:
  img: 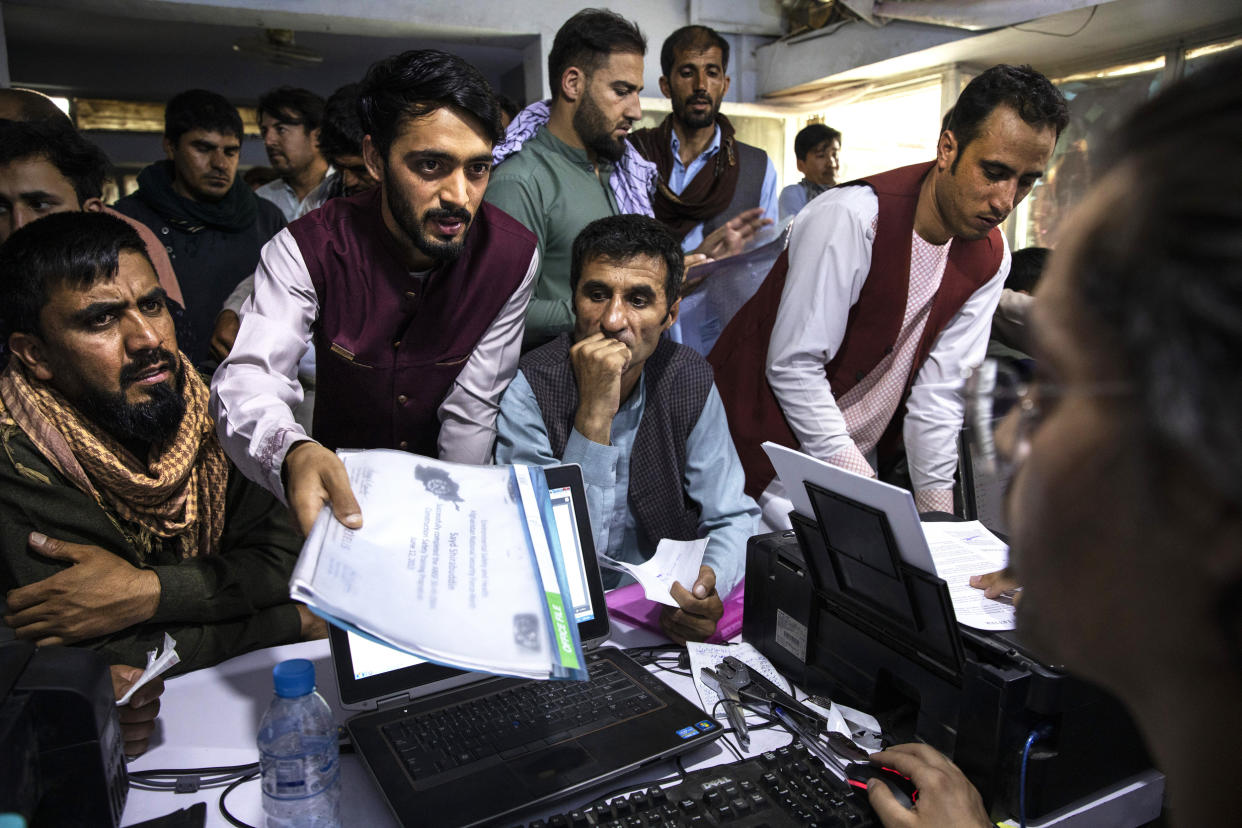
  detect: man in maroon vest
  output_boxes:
[709,65,1067,523]
[211,50,539,535]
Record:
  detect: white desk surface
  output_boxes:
[121,621,1163,828]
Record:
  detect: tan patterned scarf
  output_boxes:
[0,354,228,559]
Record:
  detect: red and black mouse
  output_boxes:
[843,762,919,810]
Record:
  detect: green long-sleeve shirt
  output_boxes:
[0,421,302,674]
[485,126,619,346]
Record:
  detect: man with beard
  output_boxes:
[710,65,1067,523]
[113,89,285,368]
[210,50,538,535]
[629,25,778,254]
[0,213,312,755]
[484,9,648,348]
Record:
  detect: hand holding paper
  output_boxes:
[613,537,709,608]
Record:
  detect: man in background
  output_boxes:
[254,86,334,221]
[629,25,777,254]
[113,89,284,368]
[779,122,841,221]
[485,8,649,347]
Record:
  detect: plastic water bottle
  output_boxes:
[258,659,341,827]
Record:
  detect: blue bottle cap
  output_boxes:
[273,659,316,698]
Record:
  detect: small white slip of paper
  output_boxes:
[615,537,709,608]
[115,632,180,706]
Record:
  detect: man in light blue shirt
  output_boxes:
[496,215,758,643]
[629,25,779,254]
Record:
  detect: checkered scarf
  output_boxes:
[0,353,228,559]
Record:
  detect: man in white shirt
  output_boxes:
[254,86,334,222]
[211,50,539,536]
[709,64,1068,523]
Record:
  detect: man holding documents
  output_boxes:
[496,215,758,643]
[0,214,312,753]
[211,50,539,535]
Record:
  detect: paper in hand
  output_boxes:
[615,538,709,608]
[116,632,179,706]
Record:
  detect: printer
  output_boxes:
[743,470,1155,824]
[0,640,128,826]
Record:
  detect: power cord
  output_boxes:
[1019,725,1053,828]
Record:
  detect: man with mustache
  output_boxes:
[496,215,758,643]
[710,65,1068,523]
[254,86,334,222]
[629,25,778,255]
[485,8,648,349]
[113,89,285,369]
[0,213,312,756]
[210,50,538,536]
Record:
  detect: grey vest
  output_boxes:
[702,142,769,237]
[520,334,714,548]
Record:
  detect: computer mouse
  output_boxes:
[843,762,919,810]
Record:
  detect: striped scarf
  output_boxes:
[0,354,228,559]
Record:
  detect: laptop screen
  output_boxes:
[330,464,608,708]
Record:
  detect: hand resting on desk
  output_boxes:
[866,743,991,828]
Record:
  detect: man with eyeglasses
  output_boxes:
[864,51,1242,828]
[709,64,1068,525]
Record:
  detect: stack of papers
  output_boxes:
[291,450,586,680]
[922,520,1015,631]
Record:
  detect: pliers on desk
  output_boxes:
[700,667,751,750]
[716,656,823,734]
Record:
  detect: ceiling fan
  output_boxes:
[232,28,323,67]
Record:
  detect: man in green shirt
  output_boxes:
[0,212,314,755]
[486,9,647,347]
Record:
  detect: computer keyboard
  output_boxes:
[517,741,878,827]
[382,652,662,783]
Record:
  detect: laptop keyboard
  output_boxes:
[382,652,663,783]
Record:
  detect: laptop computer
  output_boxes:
[328,464,722,828]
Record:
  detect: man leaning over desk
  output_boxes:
[496,214,759,643]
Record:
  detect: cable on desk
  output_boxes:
[129,762,260,793]
[218,768,261,828]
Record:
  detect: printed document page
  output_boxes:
[922,520,1016,631]
[291,451,582,679]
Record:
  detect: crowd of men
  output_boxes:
[1,7,1238,826]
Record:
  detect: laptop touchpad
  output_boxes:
[509,743,599,795]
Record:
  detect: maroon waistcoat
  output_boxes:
[708,161,1004,498]
[287,189,536,455]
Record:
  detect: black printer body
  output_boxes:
[0,640,128,826]
[744,517,1153,824]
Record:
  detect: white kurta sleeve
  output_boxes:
[210,228,319,502]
